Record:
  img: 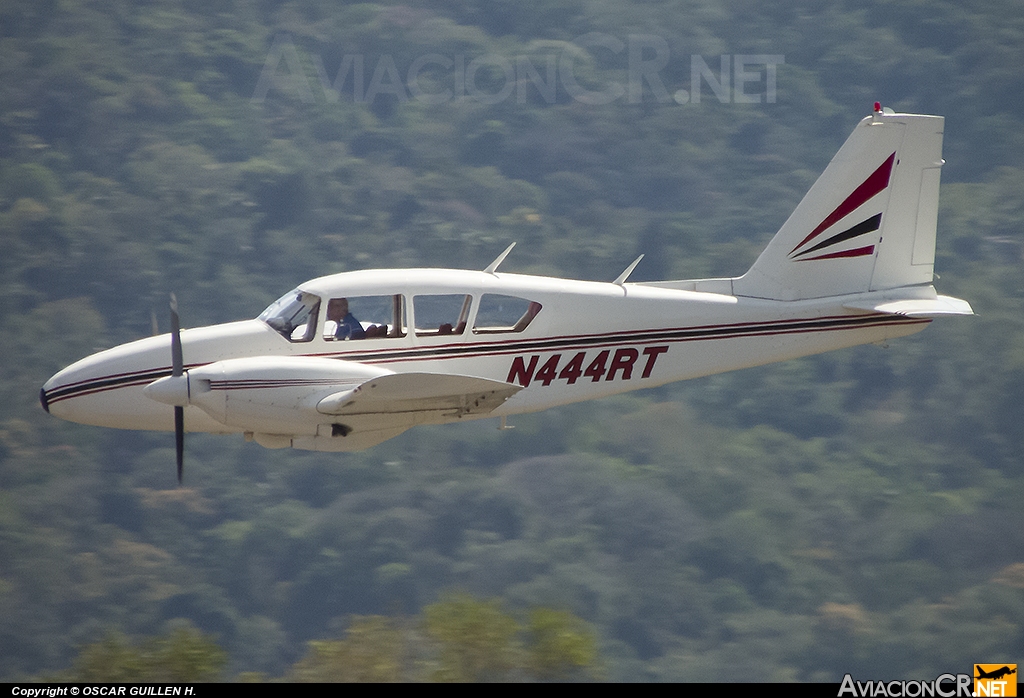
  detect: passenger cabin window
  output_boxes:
[414,294,471,337]
[259,290,321,342]
[473,294,541,334]
[323,294,406,341]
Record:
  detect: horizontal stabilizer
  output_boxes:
[318,372,521,416]
[843,295,973,317]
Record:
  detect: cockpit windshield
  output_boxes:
[258,290,321,342]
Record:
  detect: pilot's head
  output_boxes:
[327,298,349,320]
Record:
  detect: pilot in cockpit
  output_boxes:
[325,298,364,340]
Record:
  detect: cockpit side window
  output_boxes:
[473,294,541,334]
[259,290,321,342]
[324,294,406,341]
[414,294,471,337]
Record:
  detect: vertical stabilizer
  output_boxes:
[733,111,945,300]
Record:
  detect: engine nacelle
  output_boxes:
[170,356,392,435]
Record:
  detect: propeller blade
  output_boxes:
[175,405,184,484]
[170,293,183,377]
[170,293,184,484]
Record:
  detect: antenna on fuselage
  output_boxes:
[483,242,516,274]
[613,255,644,286]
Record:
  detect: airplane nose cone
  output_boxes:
[40,349,173,429]
[41,365,86,422]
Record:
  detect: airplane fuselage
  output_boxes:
[42,268,931,447]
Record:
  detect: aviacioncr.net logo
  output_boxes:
[974,664,1017,697]
[838,673,973,697]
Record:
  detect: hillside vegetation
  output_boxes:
[2,0,1024,681]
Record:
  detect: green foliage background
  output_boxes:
[2,0,1023,681]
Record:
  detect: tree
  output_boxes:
[54,624,226,682]
[526,607,600,680]
[422,593,521,682]
[290,616,406,682]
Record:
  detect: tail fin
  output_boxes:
[733,111,945,301]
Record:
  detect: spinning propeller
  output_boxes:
[142,294,189,484]
[170,294,184,484]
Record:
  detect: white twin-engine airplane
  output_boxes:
[42,107,972,482]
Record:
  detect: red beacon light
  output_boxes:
[874,101,882,113]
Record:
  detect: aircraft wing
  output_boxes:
[317,372,522,417]
[843,295,973,317]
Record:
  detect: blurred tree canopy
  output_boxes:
[49,625,226,683]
